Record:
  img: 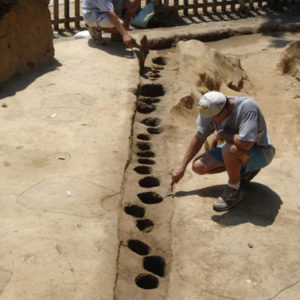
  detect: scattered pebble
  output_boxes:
[50,113,57,118]
[246,279,257,286]
[2,103,8,108]
[66,190,71,196]
[248,242,254,248]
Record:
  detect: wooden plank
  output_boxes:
[53,0,59,31]
[64,0,70,29]
[75,0,80,28]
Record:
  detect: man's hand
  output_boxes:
[122,33,132,47]
[171,165,186,185]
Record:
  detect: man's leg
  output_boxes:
[213,143,249,211]
[192,151,225,175]
[222,143,249,185]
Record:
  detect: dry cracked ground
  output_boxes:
[0,24,300,300]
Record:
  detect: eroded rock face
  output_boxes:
[278,40,300,80]
[0,0,54,86]
[175,40,251,95]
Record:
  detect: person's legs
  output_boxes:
[192,151,225,175]
[222,143,249,185]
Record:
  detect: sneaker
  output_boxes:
[213,186,244,212]
[88,27,105,45]
[240,169,261,187]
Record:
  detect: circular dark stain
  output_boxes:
[135,274,159,289]
[124,205,145,218]
[139,176,160,188]
[138,158,155,165]
[152,56,167,65]
[134,166,152,175]
[141,117,161,127]
[143,256,166,277]
[127,239,150,256]
[137,101,156,114]
[137,134,150,141]
[137,192,163,204]
[136,219,154,232]
[137,142,151,151]
[137,151,155,158]
[140,84,165,97]
[147,127,163,135]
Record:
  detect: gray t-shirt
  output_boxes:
[196,96,275,162]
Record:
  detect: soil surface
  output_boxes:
[0,12,300,300]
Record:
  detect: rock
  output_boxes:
[0,0,54,86]
[175,40,251,94]
[277,40,300,80]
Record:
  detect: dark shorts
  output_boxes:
[207,144,269,174]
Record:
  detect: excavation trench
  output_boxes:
[114,47,176,299]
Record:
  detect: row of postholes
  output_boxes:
[123,56,168,290]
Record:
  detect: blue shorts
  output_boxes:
[208,144,268,174]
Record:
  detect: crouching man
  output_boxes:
[172,91,276,211]
[83,0,140,47]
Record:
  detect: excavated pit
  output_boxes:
[137,192,163,204]
[137,134,151,141]
[124,205,145,218]
[147,127,163,135]
[138,158,155,165]
[141,117,161,127]
[139,176,160,188]
[135,274,159,289]
[139,84,165,97]
[137,101,156,114]
[152,56,167,65]
[127,239,150,256]
[136,142,152,151]
[136,219,154,232]
[134,166,152,175]
[143,256,166,277]
[137,151,155,158]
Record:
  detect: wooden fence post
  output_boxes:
[75,0,80,28]
[54,0,59,31]
[64,0,70,29]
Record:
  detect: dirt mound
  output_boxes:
[175,40,252,95]
[277,40,300,80]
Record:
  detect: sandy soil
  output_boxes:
[0,14,300,300]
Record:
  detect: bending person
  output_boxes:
[172,91,276,211]
[83,0,140,47]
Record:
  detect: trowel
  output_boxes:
[165,182,176,198]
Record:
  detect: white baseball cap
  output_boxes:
[198,91,227,118]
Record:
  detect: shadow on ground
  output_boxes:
[176,182,282,227]
[0,59,62,99]
[88,39,140,59]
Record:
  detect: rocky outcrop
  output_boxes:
[0,0,54,86]
[278,40,300,80]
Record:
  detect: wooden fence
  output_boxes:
[50,0,297,30]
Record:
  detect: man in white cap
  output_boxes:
[83,0,140,47]
[172,91,276,211]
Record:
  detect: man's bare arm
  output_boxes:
[216,130,254,151]
[106,11,132,47]
[172,135,205,184]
